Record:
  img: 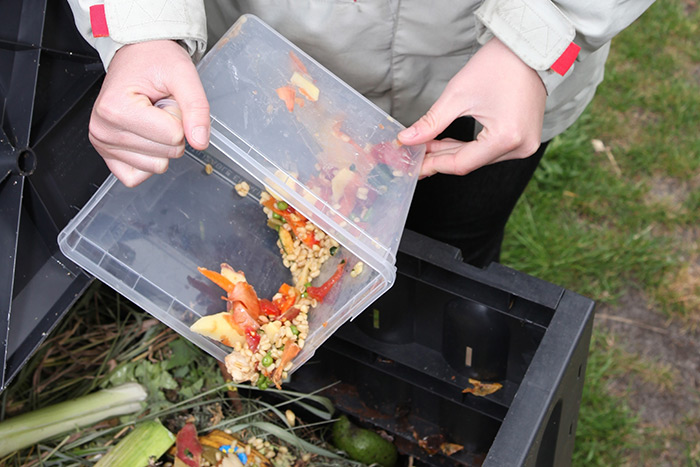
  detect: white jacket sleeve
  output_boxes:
[474,0,655,94]
[66,0,207,70]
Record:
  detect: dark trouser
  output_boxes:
[405,117,548,268]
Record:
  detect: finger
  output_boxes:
[424,139,465,154]
[101,148,171,175]
[91,128,186,160]
[398,89,467,146]
[105,159,153,188]
[167,63,211,150]
[419,138,501,178]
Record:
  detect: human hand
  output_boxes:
[398,37,546,178]
[88,40,210,187]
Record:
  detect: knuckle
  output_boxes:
[94,100,122,124]
[168,143,185,159]
[420,109,440,132]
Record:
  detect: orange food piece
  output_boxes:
[198,267,235,294]
[276,86,296,112]
[272,339,301,387]
[289,50,309,75]
[298,87,314,101]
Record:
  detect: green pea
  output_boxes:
[272,212,283,220]
[301,292,308,298]
[276,201,288,211]
[257,379,269,390]
[290,325,299,336]
[304,282,312,288]
[261,354,273,367]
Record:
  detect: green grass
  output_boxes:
[571,333,641,466]
[503,0,700,464]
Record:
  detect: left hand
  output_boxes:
[398,37,547,178]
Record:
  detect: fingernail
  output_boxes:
[191,126,209,146]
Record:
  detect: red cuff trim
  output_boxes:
[90,4,109,38]
[551,42,580,76]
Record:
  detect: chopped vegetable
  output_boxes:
[175,423,202,467]
[0,383,147,457]
[259,298,281,317]
[291,71,319,101]
[262,354,273,367]
[278,228,295,254]
[197,267,236,294]
[95,420,175,467]
[289,50,309,75]
[276,86,296,112]
[226,281,261,320]
[306,261,346,302]
[272,339,301,387]
[190,311,245,347]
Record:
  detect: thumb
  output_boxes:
[398,94,463,146]
[168,63,211,151]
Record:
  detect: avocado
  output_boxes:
[332,415,397,467]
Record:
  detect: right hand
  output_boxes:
[89,40,210,187]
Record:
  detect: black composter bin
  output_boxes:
[288,230,595,466]
[1,2,595,465]
[0,0,108,391]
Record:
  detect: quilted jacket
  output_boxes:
[67,0,654,141]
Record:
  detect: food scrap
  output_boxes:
[191,190,349,389]
[234,181,250,197]
[275,53,320,112]
[462,378,503,397]
[276,86,296,112]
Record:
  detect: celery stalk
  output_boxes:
[0,383,147,456]
[95,420,175,466]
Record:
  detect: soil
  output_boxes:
[594,288,700,462]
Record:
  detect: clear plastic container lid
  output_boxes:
[200,15,425,282]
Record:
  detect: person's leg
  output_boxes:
[405,117,548,267]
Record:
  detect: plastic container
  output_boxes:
[58,15,425,374]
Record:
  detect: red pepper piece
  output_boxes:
[259,298,281,317]
[245,327,261,352]
[273,283,298,312]
[176,423,202,467]
[279,306,301,323]
[306,261,345,302]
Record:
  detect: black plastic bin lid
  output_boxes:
[0,0,109,392]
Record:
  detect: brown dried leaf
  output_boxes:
[462,378,502,397]
[440,442,464,456]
